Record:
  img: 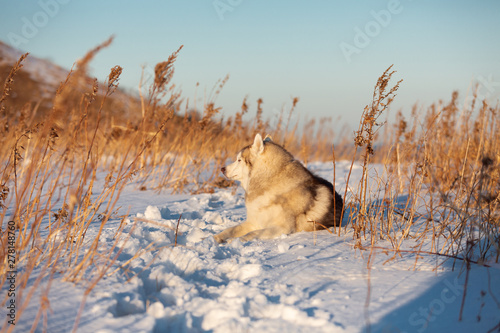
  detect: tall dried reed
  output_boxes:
[0,39,148,332]
[343,66,499,268]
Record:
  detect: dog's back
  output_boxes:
[269,157,343,233]
[306,174,344,229]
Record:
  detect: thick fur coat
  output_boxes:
[214,134,343,243]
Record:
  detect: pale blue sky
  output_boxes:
[1,0,499,130]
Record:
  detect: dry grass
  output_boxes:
[343,67,499,269]
[0,40,498,332]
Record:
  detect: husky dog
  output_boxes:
[214,134,343,243]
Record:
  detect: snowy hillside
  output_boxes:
[0,41,141,122]
[5,162,499,333]
[0,41,69,97]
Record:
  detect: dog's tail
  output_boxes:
[333,190,344,226]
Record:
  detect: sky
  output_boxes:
[1,0,499,131]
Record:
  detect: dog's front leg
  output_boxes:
[214,221,255,243]
[239,225,293,242]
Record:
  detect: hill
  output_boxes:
[0,40,142,126]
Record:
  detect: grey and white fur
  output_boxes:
[214,134,343,243]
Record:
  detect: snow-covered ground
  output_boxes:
[3,162,500,333]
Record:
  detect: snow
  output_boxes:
[2,162,500,332]
[0,41,69,95]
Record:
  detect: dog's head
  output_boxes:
[221,134,268,191]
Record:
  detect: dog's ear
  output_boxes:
[251,134,264,154]
[263,134,273,143]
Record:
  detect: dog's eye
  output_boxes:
[237,159,241,162]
